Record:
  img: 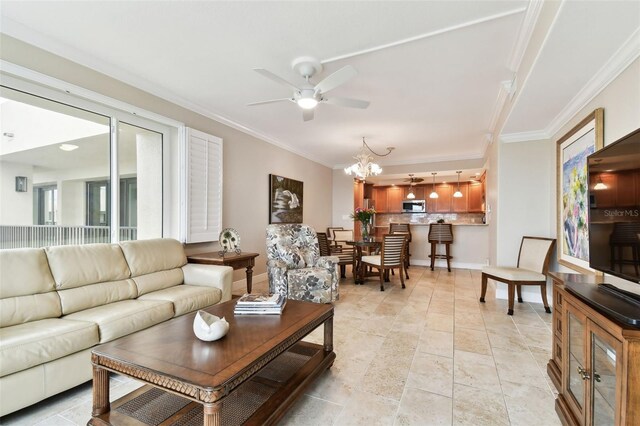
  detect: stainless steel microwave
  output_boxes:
[402,200,426,212]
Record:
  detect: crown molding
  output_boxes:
[0,20,334,169]
[507,0,545,72]
[545,26,640,139]
[500,130,549,143]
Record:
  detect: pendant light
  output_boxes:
[407,184,416,199]
[594,174,607,190]
[429,173,438,199]
[453,171,463,198]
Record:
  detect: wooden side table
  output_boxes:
[187,252,259,293]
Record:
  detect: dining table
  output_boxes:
[346,237,383,284]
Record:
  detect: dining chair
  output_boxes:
[327,227,344,243]
[361,234,407,291]
[317,232,331,257]
[480,236,556,315]
[389,223,411,270]
[331,229,356,278]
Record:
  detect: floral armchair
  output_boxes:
[266,224,339,303]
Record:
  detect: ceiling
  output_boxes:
[1,1,638,172]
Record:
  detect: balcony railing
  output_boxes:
[0,225,137,249]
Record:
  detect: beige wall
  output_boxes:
[490,57,640,300]
[0,35,333,283]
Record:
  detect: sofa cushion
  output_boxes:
[0,318,98,377]
[45,243,131,289]
[0,292,62,328]
[0,248,61,327]
[57,279,138,315]
[132,268,184,296]
[138,285,222,316]
[64,299,174,343]
[119,238,187,277]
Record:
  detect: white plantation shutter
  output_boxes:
[182,128,222,243]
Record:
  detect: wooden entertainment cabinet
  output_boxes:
[547,273,640,425]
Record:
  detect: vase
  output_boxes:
[360,221,370,239]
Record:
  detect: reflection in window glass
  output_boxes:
[0,86,164,248]
[118,122,162,241]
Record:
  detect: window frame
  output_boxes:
[0,67,180,242]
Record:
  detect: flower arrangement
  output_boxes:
[350,207,376,223]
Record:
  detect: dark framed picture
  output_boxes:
[269,174,303,224]
[15,176,27,192]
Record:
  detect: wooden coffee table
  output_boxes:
[88,299,334,425]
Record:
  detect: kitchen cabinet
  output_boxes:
[434,184,453,213]
[547,273,640,426]
[468,181,484,212]
[387,186,404,213]
[451,182,468,212]
[404,185,424,200]
[373,187,388,213]
[353,180,365,209]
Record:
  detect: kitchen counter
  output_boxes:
[374,222,489,269]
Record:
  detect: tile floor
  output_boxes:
[0,266,561,425]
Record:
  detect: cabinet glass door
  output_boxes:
[591,329,619,425]
[567,311,586,413]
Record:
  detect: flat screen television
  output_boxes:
[587,127,640,284]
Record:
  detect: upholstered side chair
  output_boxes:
[266,224,339,303]
[480,236,556,315]
[390,222,412,271]
[361,234,407,291]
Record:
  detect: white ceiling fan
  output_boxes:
[248,56,370,121]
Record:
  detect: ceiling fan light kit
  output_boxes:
[249,56,369,121]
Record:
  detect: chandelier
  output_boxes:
[344,137,394,180]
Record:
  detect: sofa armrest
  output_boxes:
[181,263,233,302]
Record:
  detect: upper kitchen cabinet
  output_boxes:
[387,186,404,213]
[452,182,469,212]
[434,184,453,212]
[373,187,388,212]
[468,180,485,212]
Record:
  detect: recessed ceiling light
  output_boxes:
[59,144,79,151]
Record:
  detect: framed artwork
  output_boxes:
[556,108,603,273]
[269,174,303,224]
[15,176,27,192]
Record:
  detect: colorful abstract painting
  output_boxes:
[556,109,603,273]
[561,132,594,261]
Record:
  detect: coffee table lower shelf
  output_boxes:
[89,341,335,426]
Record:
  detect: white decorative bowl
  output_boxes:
[193,310,229,341]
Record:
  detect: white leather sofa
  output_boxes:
[0,238,232,416]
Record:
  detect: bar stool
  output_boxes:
[428,223,453,272]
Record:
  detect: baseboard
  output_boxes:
[410,259,484,270]
[495,283,553,304]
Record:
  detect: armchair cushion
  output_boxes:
[278,245,306,269]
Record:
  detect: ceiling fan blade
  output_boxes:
[302,109,314,122]
[247,98,292,106]
[253,68,300,91]
[324,96,370,109]
[314,65,357,94]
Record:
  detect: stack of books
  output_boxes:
[234,293,287,315]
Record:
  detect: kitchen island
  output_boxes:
[374,214,489,269]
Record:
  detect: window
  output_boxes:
[0,84,166,249]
